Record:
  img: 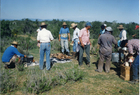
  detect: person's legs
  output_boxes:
[97,52,105,72]
[85,45,90,64]
[46,43,51,70]
[73,39,76,52]
[105,54,112,73]
[64,39,69,53]
[132,55,139,80]
[61,39,64,53]
[39,43,45,70]
[79,45,84,66]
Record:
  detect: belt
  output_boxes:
[40,42,50,43]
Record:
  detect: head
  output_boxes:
[117,25,124,31]
[62,22,67,29]
[85,22,92,30]
[11,41,18,48]
[12,44,18,48]
[101,25,105,30]
[119,29,123,31]
[70,23,77,30]
[105,27,113,34]
[40,22,47,29]
[73,26,77,30]
[63,25,67,29]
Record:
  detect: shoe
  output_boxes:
[95,69,101,72]
[128,80,138,84]
[4,65,9,69]
[87,63,90,67]
[67,52,70,56]
[106,71,110,73]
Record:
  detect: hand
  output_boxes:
[24,55,27,57]
[81,43,84,48]
[72,41,74,43]
[59,39,61,42]
[89,40,91,46]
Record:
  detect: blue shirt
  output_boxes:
[2,45,24,62]
[59,27,70,39]
[100,29,105,34]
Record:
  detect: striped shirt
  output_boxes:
[127,39,139,55]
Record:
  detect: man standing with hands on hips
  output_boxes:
[79,22,92,67]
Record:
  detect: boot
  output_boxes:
[67,52,70,56]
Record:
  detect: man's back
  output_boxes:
[98,32,117,55]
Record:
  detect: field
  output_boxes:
[0,47,139,95]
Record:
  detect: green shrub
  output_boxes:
[24,67,84,94]
[0,70,19,93]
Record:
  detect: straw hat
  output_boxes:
[11,41,18,45]
[40,22,47,26]
[117,25,124,29]
[70,23,77,28]
[62,22,67,26]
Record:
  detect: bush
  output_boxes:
[0,70,19,93]
[24,67,84,94]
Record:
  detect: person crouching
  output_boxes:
[2,41,26,69]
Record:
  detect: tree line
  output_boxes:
[1,18,139,39]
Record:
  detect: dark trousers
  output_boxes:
[98,52,112,72]
[79,44,90,65]
[132,55,139,80]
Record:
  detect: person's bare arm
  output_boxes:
[68,33,70,41]
[79,37,84,47]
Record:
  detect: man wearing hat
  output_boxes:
[117,25,127,47]
[71,23,80,58]
[95,27,117,73]
[2,41,26,69]
[37,22,54,70]
[59,22,70,55]
[99,24,107,36]
[79,22,92,67]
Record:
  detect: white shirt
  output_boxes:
[37,28,54,43]
[37,28,41,33]
[72,27,80,41]
[119,30,127,41]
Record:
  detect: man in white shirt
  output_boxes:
[37,22,54,70]
[117,25,127,47]
[71,23,80,58]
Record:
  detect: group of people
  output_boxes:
[36,22,92,70]
[2,21,139,84]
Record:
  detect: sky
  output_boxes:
[1,0,139,23]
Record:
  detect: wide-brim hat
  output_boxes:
[11,41,18,45]
[70,23,77,28]
[40,22,47,26]
[62,22,67,26]
[117,25,124,29]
